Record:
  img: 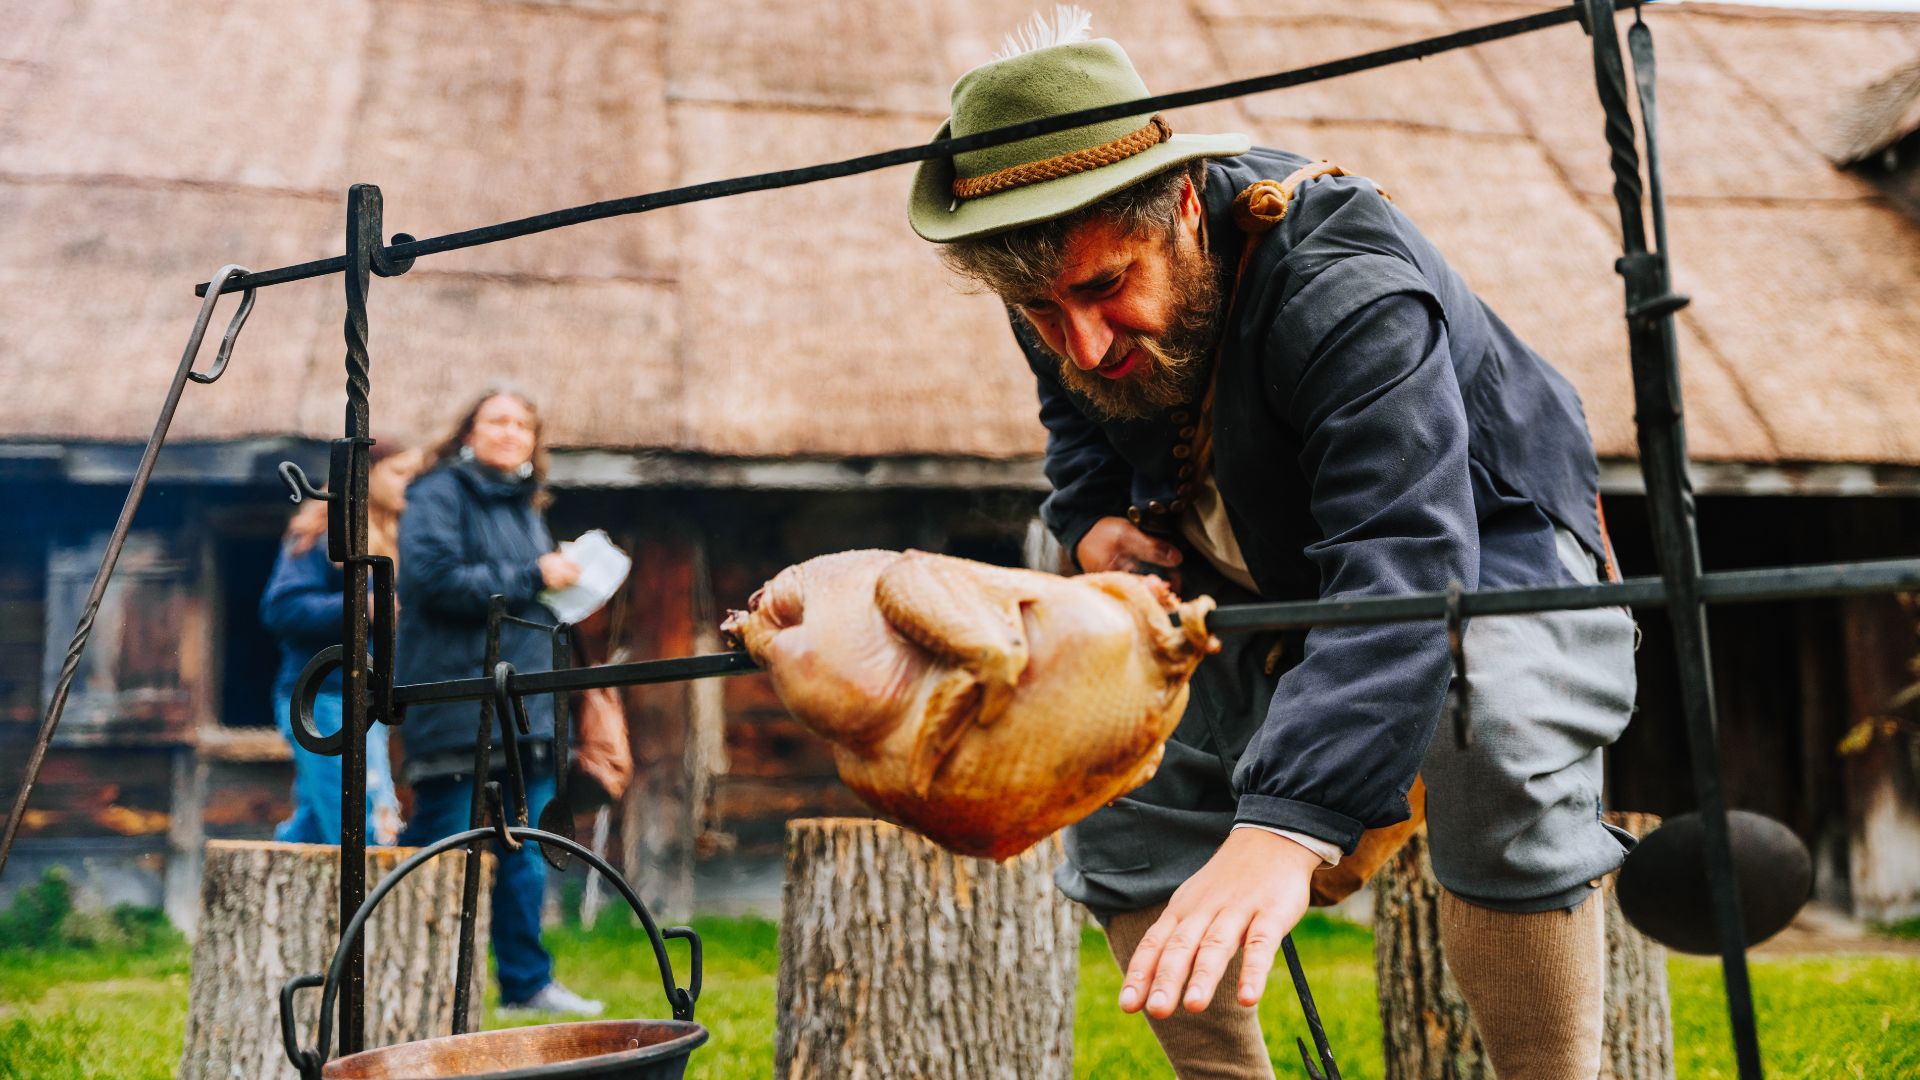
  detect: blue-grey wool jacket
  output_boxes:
[395,460,559,766]
[1026,147,1606,854]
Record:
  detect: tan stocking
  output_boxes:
[1438,889,1605,1080]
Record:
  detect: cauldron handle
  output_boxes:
[281,973,326,1080]
[278,825,700,1072]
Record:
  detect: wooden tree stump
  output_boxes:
[1372,812,1672,1080]
[178,840,493,1080]
[775,818,1078,1080]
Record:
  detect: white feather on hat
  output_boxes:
[993,5,1094,62]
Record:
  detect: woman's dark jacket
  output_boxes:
[1030,148,1606,854]
[259,540,345,706]
[396,459,558,768]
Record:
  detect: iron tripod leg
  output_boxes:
[1283,934,1340,1080]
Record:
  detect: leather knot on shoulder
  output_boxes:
[1230,161,1375,236]
[1231,178,1291,234]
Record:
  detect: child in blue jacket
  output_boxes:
[260,443,422,845]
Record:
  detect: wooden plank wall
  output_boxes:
[1605,494,1920,916]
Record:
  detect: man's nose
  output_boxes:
[1061,306,1113,371]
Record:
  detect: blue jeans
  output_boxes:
[400,767,556,1005]
[273,691,401,846]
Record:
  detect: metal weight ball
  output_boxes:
[1615,810,1813,954]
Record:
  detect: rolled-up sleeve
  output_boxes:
[1230,262,1477,853]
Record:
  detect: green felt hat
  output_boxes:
[909,39,1248,243]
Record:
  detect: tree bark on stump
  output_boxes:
[1372,812,1672,1080]
[775,818,1078,1080]
[178,840,493,1080]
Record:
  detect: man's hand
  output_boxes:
[1119,828,1320,1017]
[1077,516,1184,589]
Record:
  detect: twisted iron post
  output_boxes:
[332,184,381,1056]
[1581,3,1762,1075]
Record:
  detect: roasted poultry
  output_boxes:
[720,550,1218,860]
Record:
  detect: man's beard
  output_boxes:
[1041,237,1224,423]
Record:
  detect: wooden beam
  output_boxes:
[164,747,207,936]
[1599,459,1920,498]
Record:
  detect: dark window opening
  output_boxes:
[216,531,284,728]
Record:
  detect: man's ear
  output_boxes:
[1179,175,1204,225]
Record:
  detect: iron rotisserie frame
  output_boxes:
[1,4,1897,1077]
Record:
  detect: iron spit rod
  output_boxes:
[192,1,1647,299]
[386,555,1920,708]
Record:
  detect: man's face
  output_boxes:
[1011,181,1221,421]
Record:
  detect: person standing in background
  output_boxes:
[261,440,424,847]
[395,386,601,1018]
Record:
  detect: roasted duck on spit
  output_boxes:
[721,549,1217,860]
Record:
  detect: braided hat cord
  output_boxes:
[951,116,1173,200]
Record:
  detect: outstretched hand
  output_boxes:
[1119,827,1321,1017]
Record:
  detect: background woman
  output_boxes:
[260,440,423,846]
[394,386,598,1017]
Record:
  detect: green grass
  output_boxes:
[1876,916,1920,941]
[5,910,1918,1078]
[488,916,782,1079]
[0,934,192,1080]
[1668,953,1920,1080]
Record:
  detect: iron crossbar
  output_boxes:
[385,556,1920,709]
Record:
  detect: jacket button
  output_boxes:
[1169,499,1186,514]
[1178,464,1195,479]
[1170,410,1191,424]
[1177,426,1197,440]
[1172,445,1192,460]
[1126,505,1143,524]
[1147,500,1168,515]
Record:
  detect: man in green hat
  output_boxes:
[912,15,1638,1080]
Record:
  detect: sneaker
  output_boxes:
[499,981,605,1017]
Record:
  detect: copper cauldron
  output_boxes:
[320,1019,707,1079]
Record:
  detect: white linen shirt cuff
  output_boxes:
[1231,823,1343,868]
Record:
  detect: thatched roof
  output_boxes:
[3,0,1918,466]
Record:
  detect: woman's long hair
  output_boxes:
[423,386,552,510]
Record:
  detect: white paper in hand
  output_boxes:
[538,529,632,624]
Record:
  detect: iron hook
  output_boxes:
[483,781,523,853]
[277,461,333,504]
[288,645,347,756]
[184,264,256,384]
[490,661,532,831]
[372,231,416,278]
